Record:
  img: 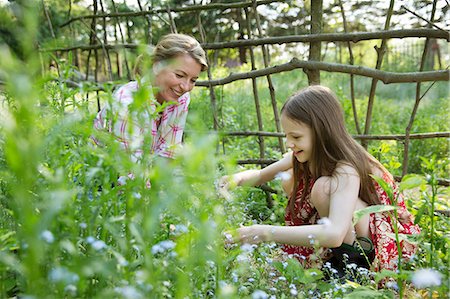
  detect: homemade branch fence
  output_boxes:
[43,0,449,186]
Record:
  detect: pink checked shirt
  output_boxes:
[93,81,190,161]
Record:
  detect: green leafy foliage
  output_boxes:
[0,2,448,298]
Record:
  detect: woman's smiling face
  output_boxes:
[281,113,314,164]
[153,53,202,103]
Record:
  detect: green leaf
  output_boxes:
[399,174,426,192]
[344,286,394,298]
[353,205,397,225]
[370,175,394,201]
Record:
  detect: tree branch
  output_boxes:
[60,0,281,27]
[42,29,450,52]
[195,58,449,86]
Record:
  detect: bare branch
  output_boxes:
[60,0,281,27]
[225,131,450,140]
[194,58,449,86]
[41,29,450,53]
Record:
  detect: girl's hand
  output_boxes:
[237,225,272,244]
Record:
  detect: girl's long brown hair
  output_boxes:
[281,85,384,219]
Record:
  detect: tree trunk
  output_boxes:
[306,0,323,85]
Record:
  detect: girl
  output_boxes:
[222,85,420,274]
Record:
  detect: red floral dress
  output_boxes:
[283,172,420,272]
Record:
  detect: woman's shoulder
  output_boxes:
[114,81,139,101]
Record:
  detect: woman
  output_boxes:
[221,85,420,275]
[93,33,208,164]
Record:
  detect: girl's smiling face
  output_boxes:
[153,53,202,104]
[281,113,314,164]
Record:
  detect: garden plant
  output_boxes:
[0,1,449,298]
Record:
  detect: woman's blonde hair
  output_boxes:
[134,33,207,78]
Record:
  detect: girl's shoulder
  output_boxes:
[334,161,359,176]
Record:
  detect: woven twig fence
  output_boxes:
[41,0,449,186]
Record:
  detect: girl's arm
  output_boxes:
[237,163,361,248]
[221,151,293,188]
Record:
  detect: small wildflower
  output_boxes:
[385,281,399,291]
[411,268,442,288]
[275,171,291,181]
[290,288,298,296]
[86,236,95,244]
[151,240,176,255]
[252,290,269,299]
[317,217,331,226]
[308,234,316,245]
[241,243,255,253]
[174,224,188,234]
[64,284,77,296]
[236,253,248,263]
[48,267,79,284]
[117,176,127,185]
[220,283,235,295]
[114,286,142,299]
[92,240,107,251]
[79,222,87,229]
[41,230,54,243]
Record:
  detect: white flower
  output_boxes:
[275,171,291,181]
[151,240,175,255]
[41,230,54,243]
[252,290,269,299]
[114,286,142,299]
[49,267,79,284]
[385,281,398,291]
[241,243,255,253]
[308,234,316,245]
[236,253,248,263]
[411,268,442,288]
[117,176,128,185]
[317,217,331,226]
[92,240,107,250]
[174,224,188,234]
[64,284,77,295]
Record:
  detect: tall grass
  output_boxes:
[0,4,448,298]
